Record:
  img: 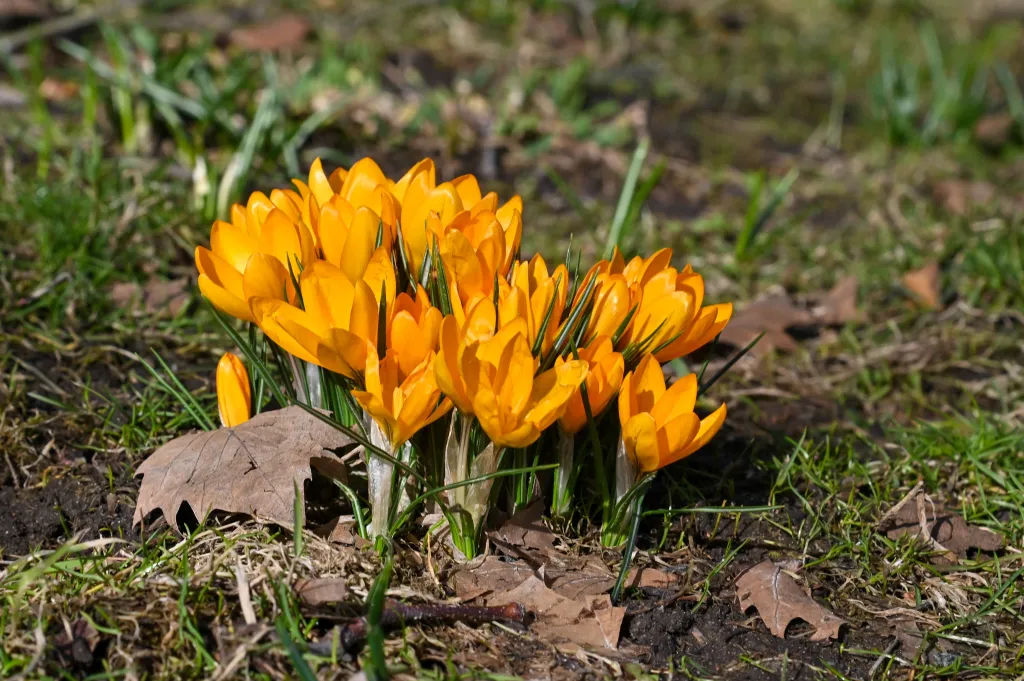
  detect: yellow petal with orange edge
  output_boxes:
[587,275,631,343]
[349,279,380,347]
[210,220,258,273]
[340,157,388,208]
[251,299,320,364]
[654,302,732,361]
[495,196,523,229]
[196,247,252,321]
[216,352,251,427]
[300,261,355,331]
[451,174,483,207]
[392,158,435,203]
[316,328,370,379]
[318,196,356,267]
[623,413,660,474]
[629,291,695,350]
[651,373,698,427]
[361,247,396,307]
[471,191,499,216]
[434,317,472,412]
[334,207,378,281]
[654,412,701,470]
[246,191,275,232]
[328,166,347,193]
[672,403,727,463]
[308,158,335,208]
[403,183,465,274]
[391,311,430,379]
[632,354,667,414]
[242,253,294,305]
[259,208,314,272]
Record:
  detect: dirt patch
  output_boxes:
[0,468,138,557]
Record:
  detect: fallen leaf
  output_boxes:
[453,555,536,599]
[628,566,680,589]
[933,180,995,217]
[295,578,350,606]
[735,560,845,641]
[974,113,1015,148]
[816,275,860,325]
[890,618,925,659]
[53,618,100,667]
[38,77,78,102]
[902,262,941,310]
[483,576,625,651]
[229,14,311,51]
[110,277,190,316]
[879,486,1002,564]
[546,557,617,599]
[719,293,815,355]
[487,500,558,560]
[133,406,352,532]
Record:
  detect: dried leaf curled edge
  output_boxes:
[133,406,352,532]
[735,560,844,641]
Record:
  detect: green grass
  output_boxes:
[1,0,1023,678]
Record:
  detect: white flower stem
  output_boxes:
[367,419,394,541]
[552,429,575,517]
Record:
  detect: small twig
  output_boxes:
[869,639,900,679]
[235,557,257,626]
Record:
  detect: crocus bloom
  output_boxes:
[389,288,443,380]
[216,352,251,427]
[559,336,625,434]
[510,254,569,356]
[437,322,587,448]
[351,350,452,453]
[251,258,384,377]
[607,248,732,361]
[196,201,315,322]
[617,355,726,474]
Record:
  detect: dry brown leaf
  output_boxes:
[295,578,350,606]
[453,555,536,599]
[628,566,680,589]
[974,113,1015,148]
[110,277,190,316]
[816,275,861,325]
[488,500,558,560]
[719,293,815,355]
[53,618,100,667]
[483,576,625,651]
[902,262,941,310]
[133,407,351,532]
[229,14,311,51]
[879,487,1002,564]
[38,77,78,102]
[546,557,617,599]
[933,180,995,216]
[735,560,845,641]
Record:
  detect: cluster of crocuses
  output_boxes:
[199,157,731,556]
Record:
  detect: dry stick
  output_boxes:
[310,600,527,654]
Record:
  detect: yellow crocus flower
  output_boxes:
[437,322,587,449]
[351,349,452,453]
[216,352,251,428]
[559,336,624,435]
[617,355,726,474]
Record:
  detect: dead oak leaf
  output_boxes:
[735,560,844,641]
[879,486,1002,564]
[484,576,625,651]
[133,406,352,532]
[719,293,815,355]
[295,578,350,606]
[934,180,995,216]
[902,262,942,310]
[110,277,190,316]
[487,500,559,562]
[229,14,311,51]
[453,555,537,600]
